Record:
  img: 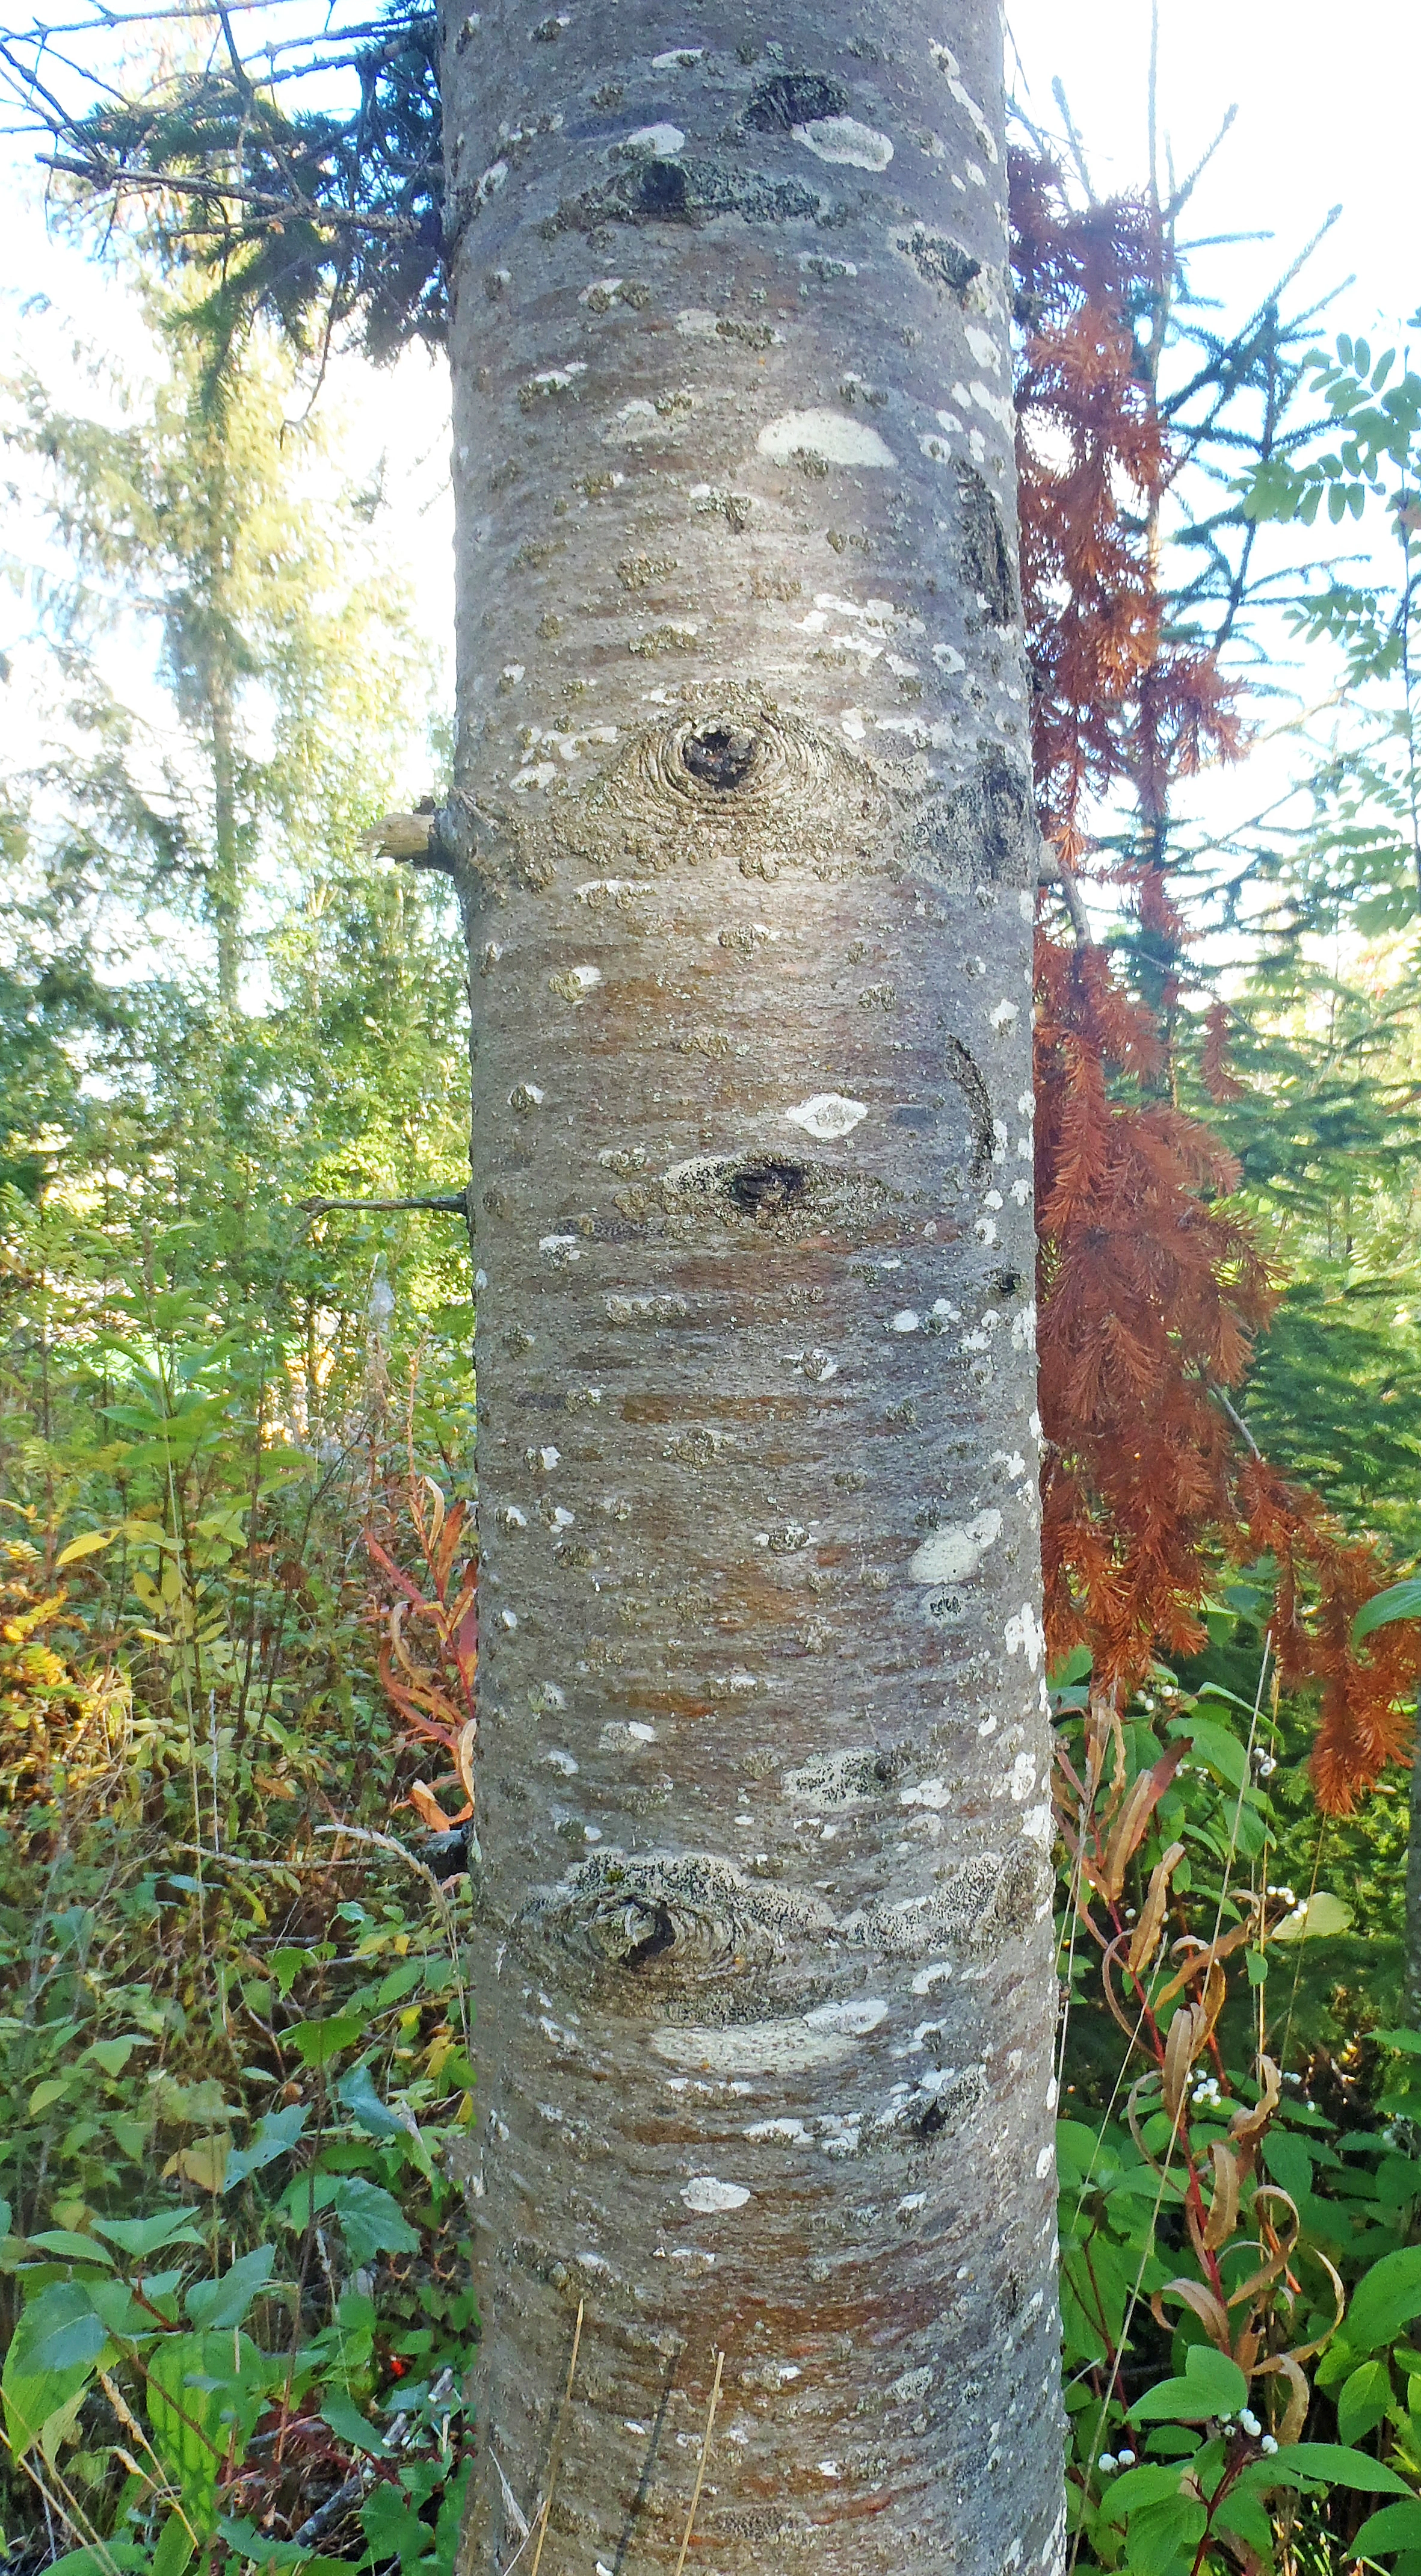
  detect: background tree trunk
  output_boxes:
[1406,1697,1421,2025]
[439,0,1064,2566]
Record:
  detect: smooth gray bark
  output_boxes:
[437,1,1064,2566]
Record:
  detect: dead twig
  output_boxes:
[528,2300,585,2576]
[673,2350,724,2576]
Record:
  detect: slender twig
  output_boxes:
[1039,851,1091,945]
[42,155,424,238]
[528,2301,585,2576]
[673,2350,724,2576]
[299,1194,468,1216]
[1213,1385,1262,1459]
[1050,75,1094,204]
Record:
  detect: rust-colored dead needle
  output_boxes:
[529,2299,585,2576]
[673,2349,724,2576]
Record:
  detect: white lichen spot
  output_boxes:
[975,1216,999,1246]
[609,122,685,159]
[927,42,999,160]
[610,398,660,442]
[509,1083,544,1111]
[911,1960,953,1994]
[744,2117,812,2144]
[500,1608,518,1631]
[526,363,586,398]
[657,2000,886,2078]
[1004,1601,1046,1671]
[984,1188,1003,1211]
[599,1719,657,1750]
[785,1092,867,1141]
[890,2365,933,2404]
[809,1998,889,2036]
[539,1235,581,1266]
[501,663,525,687]
[550,963,603,999]
[930,1297,961,1322]
[543,1748,579,1775]
[680,2176,750,2214]
[576,877,652,904]
[899,1776,952,1811]
[676,306,720,336]
[792,116,893,171]
[990,999,1019,1031]
[840,706,868,742]
[909,1507,1002,1584]
[511,762,557,793]
[476,160,507,201]
[932,641,966,675]
[1011,1301,1038,1351]
[966,323,1002,374]
[919,406,964,463]
[757,410,897,469]
[1035,2144,1055,2180]
[1022,1804,1052,1845]
[652,43,702,65]
[970,379,1016,437]
[890,1309,920,1334]
[1006,1751,1036,1803]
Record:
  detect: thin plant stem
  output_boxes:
[528,2299,585,2576]
[673,2349,724,2576]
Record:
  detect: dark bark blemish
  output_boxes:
[522,1849,834,1995]
[918,752,1035,889]
[723,1156,809,1215]
[906,2064,987,2137]
[635,157,691,217]
[957,460,1016,625]
[557,159,830,235]
[782,1744,906,1805]
[943,1036,993,1181]
[902,227,981,297]
[744,69,851,128]
[681,722,759,790]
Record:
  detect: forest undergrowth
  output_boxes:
[5,1229,1421,2576]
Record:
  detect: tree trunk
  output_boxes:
[209,679,241,1012]
[1406,1696,1421,2025]
[439,1,1064,2566]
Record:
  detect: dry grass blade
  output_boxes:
[1254,2351,1310,2444]
[1227,2052,1280,2176]
[1153,1911,1256,2009]
[1127,1838,1186,1972]
[528,2300,584,2576]
[1201,2142,1241,2252]
[1090,1742,1185,1901]
[673,2349,724,2576]
[1151,2276,1231,2353]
